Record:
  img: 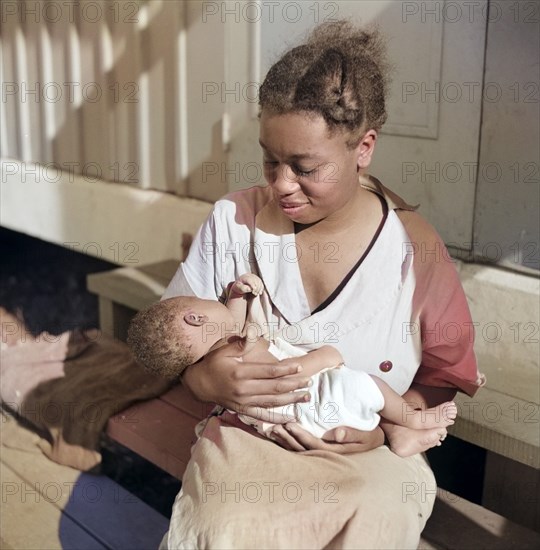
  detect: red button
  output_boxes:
[379,360,393,372]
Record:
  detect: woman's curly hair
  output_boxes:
[258,20,391,147]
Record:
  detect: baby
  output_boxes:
[128,274,457,456]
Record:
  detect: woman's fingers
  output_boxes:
[182,353,312,411]
[227,360,313,404]
[282,424,384,454]
[271,423,361,454]
[322,426,367,444]
[322,426,385,452]
[244,361,303,379]
[268,424,307,452]
[241,405,297,423]
[236,389,310,415]
[239,376,312,397]
[280,423,326,449]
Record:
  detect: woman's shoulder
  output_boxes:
[394,208,444,248]
[216,185,273,212]
[394,208,461,289]
[365,174,445,249]
[212,185,274,226]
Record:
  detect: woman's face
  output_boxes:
[259,110,376,225]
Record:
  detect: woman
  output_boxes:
[159,21,484,549]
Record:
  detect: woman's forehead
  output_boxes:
[258,138,320,161]
[259,109,326,132]
[259,111,345,156]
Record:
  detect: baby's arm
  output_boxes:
[239,344,344,434]
[280,345,344,379]
[225,274,263,328]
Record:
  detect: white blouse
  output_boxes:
[163,175,485,397]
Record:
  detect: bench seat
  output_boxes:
[107,385,213,479]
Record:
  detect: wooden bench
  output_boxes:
[87,260,540,546]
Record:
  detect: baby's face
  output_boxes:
[175,298,238,361]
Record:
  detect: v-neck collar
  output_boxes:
[253,174,419,325]
[310,192,388,316]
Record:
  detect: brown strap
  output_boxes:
[359,174,420,212]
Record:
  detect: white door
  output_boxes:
[229,0,487,248]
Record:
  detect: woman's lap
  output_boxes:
[164,412,436,549]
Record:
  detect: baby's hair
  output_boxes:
[127,297,197,382]
[258,19,391,147]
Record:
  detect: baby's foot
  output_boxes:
[440,401,458,423]
[407,401,457,430]
[390,427,447,458]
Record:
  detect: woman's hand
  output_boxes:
[267,423,385,454]
[181,345,313,418]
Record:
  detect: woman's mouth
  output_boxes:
[279,202,308,216]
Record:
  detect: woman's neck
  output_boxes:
[295,186,380,237]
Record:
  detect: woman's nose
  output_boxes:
[269,164,300,195]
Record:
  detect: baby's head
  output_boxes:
[127,296,234,381]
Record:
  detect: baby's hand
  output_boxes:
[231,273,264,297]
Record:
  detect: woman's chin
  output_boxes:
[281,205,322,225]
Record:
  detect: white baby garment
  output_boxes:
[239,337,385,438]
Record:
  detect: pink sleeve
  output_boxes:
[401,212,486,397]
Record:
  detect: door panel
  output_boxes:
[257,0,487,246]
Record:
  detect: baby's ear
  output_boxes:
[183,311,208,326]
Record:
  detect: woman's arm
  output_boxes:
[268,423,385,454]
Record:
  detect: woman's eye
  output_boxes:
[293,165,315,177]
[263,159,316,178]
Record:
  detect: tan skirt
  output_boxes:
[162,412,436,550]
